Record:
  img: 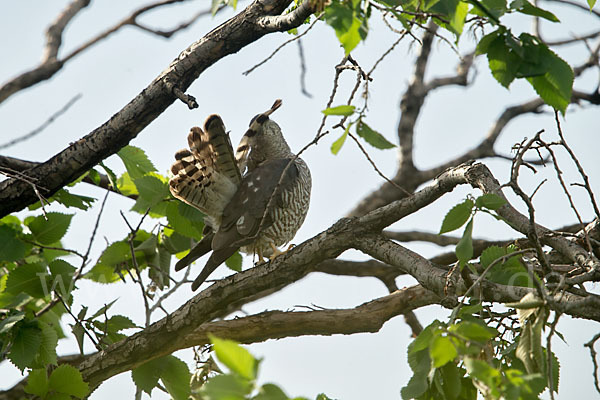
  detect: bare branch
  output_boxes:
[0,94,82,150]
[0,0,311,218]
[0,0,207,105]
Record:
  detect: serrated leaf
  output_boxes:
[440,199,474,234]
[356,120,395,149]
[526,45,573,113]
[33,321,58,367]
[166,202,203,240]
[430,335,458,367]
[36,189,96,210]
[470,0,507,19]
[210,335,257,380]
[48,364,89,398]
[440,362,462,400]
[117,145,156,180]
[24,369,49,397]
[104,315,138,332]
[455,219,474,265]
[48,259,76,299]
[487,34,520,87]
[6,263,49,298]
[134,175,169,206]
[225,252,243,272]
[202,374,252,399]
[117,172,138,196]
[321,105,356,116]
[99,162,119,192]
[0,225,26,261]
[510,0,559,22]
[133,357,166,395]
[161,355,192,400]
[26,212,73,245]
[475,193,506,210]
[9,325,42,370]
[451,321,498,342]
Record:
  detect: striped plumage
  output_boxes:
[168,100,311,290]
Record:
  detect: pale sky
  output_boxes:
[1,1,599,399]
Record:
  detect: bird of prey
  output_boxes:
[168,100,311,290]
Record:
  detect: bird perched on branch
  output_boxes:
[168,100,311,290]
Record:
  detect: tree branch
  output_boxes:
[0,0,312,218]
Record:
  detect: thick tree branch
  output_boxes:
[0,0,314,218]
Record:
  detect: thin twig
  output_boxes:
[243,13,322,76]
[0,94,82,150]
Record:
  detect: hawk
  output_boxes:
[169,100,311,290]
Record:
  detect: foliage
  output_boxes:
[322,0,575,113]
[0,0,595,398]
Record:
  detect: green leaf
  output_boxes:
[203,374,252,400]
[166,202,203,240]
[117,172,138,196]
[9,325,42,370]
[42,189,96,210]
[469,0,507,19]
[48,364,89,398]
[132,357,165,395]
[588,0,597,10]
[117,145,156,180]
[401,350,431,399]
[33,321,59,367]
[486,34,520,87]
[510,0,559,22]
[439,199,474,234]
[99,162,119,192]
[254,383,289,400]
[25,369,49,397]
[475,193,506,210]
[26,212,73,245]
[134,174,169,206]
[211,335,257,380]
[430,335,458,367]
[440,363,462,400]
[330,124,350,155]
[321,105,356,116]
[455,219,474,265]
[476,29,502,55]
[161,355,192,400]
[6,263,49,298]
[323,2,367,54]
[450,321,498,342]
[526,45,573,113]
[48,259,76,299]
[90,299,118,319]
[356,120,396,149]
[430,0,468,35]
[226,252,243,272]
[0,312,25,334]
[0,225,26,261]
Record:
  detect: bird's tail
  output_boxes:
[169,115,241,224]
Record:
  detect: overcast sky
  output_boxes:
[1,1,599,399]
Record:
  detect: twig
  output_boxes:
[297,39,312,98]
[554,110,600,220]
[0,94,81,150]
[585,332,600,395]
[546,311,561,399]
[347,132,412,196]
[243,13,321,76]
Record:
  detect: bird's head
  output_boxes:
[236,100,292,173]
